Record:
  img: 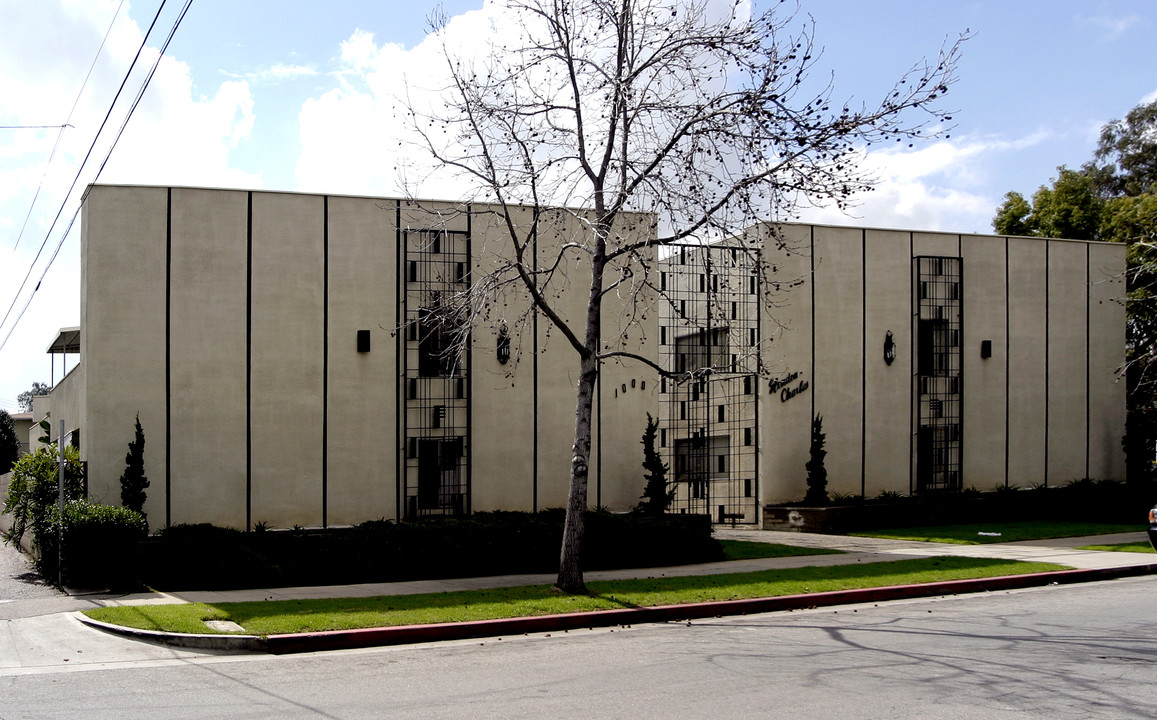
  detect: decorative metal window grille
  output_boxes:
[660,244,760,524]
[403,228,471,518]
[914,256,963,492]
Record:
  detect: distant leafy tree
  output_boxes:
[0,410,19,475]
[992,167,1103,240]
[118,415,149,529]
[16,382,52,413]
[636,413,673,516]
[1089,100,1157,198]
[992,191,1034,237]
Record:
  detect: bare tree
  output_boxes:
[408,0,964,593]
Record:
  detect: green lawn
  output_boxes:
[850,521,1141,545]
[84,556,1066,636]
[717,539,840,561]
[1075,541,1156,553]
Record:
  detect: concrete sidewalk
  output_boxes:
[79,528,1156,608]
[4,529,1156,667]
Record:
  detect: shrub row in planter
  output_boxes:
[783,478,1157,533]
[139,510,721,591]
[37,500,148,590]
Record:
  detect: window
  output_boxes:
[417,437,465,512]
[418,309,460,377]
[674,327,729,374]
[673,435,729,484]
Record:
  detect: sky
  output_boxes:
[1,0,1155,413]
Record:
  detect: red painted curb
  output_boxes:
[263,563,1157,654]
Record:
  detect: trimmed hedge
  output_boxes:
[140,510,720,591]
[771,478,1157,533]
[38,500,148,589]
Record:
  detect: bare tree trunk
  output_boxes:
[555,353,597,593]
[555,239,607,594]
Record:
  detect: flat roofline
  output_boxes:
[83,184,1116,246]
[83,183,653,220]
[755,220,1121,247]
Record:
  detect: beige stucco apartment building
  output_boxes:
[37,184,657,530]
[660,224,1126,524]
[33,184,1125,530]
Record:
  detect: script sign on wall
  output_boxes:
[768,371,809,403]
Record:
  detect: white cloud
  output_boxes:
[223,63,320,84]
[0,0,259,411]
[799,132,1053,234]
[1077,13,1140,39]
[294,5,512,200]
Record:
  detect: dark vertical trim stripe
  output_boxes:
[466,204,474,515]
[322,196,329,528]
[908,232,914,495]
[165,187,172,528]
[958,234,966,488]
[1044,241,1050,486]
[246,192,253,531]
[1004,236,1010,488]
[532,218,539,511]
[860,229,866,498]
[1085,243,1091,479]
[809,226,815,424]
[395,200,403,521]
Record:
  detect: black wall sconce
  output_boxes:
[357,329,371,353]
[883,330,896,366]
[980,340,992,359]
[497,325,511,364]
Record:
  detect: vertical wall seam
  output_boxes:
[860,229,866,498]
[322,196,329,528]
[165,187,172,528]
[1045,241,1050,486]
[466,204,474,514]
[1085,243,1091,479]
[246,191,253,530]
[532,219,539,511]
[908,232,914,495]
[959,234,966,489]
[395,200,403,521]
[809,226,815,424]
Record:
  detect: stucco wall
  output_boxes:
[168,187,248,528]
[81,186,168,516]
[78,185,656,528]
[326,195,398,525]
[755,224,1125,506]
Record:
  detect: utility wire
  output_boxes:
[0,124,74,130]
[10,0,125,253]
[0,0,170,343]
[0,0,195,354]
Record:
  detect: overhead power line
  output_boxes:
[0,124,74,130]
[0,0,194,354]
[10,0,125,254]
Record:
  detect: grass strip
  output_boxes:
[84,557,1065,636]
[1075,541,1156,553]
[850,521,1141,545]
[717,540,841,561]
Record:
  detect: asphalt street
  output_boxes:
[1,576,1154,719]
